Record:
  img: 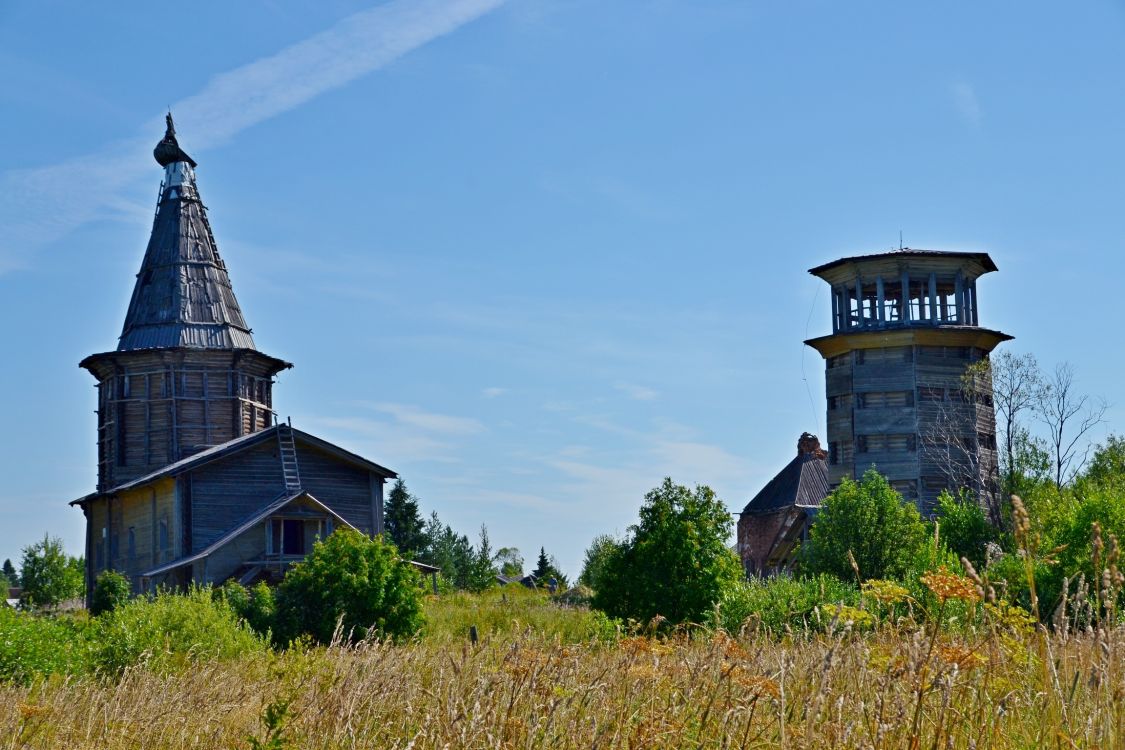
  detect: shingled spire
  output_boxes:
[82,116,290,491]
[117,114,255,351]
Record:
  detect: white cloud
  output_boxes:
[0,0,506,270]
[363,402,485,435]
[482,387,507,398]
[950,81,982,126]
[614,381,658,401]
[301,415,461,464]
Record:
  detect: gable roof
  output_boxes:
[138,490,354,578]
[70,423,395,504]
[741,451,829,516]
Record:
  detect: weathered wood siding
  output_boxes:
[86,349,281,491]
[188,441,285,552]
[187,439,379,553]
[299,447,376,535]
[822,342,999,513]
[88,478,177,591]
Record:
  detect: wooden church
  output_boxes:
[71,116,404,596]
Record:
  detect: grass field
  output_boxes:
[2,586,1124,749]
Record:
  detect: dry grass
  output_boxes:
[2,619,1124,749]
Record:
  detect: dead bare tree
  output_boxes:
[986,351,1044,495]
[919,362,996,519]
[1037,362,1107,487]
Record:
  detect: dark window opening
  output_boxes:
[283,519,304,555]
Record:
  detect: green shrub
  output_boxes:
[215,580,276,637]
[0,607,94,682]
[274,529,424,645]
[802,469,928,582]
[710,575,861,635]
[90,570,131,616]
[936,490,996,569]
[94,586,267,675]
[593,478,742,625]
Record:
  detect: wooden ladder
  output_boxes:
[277,417,302,493]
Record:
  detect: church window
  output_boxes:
[127,527,136,563]
[159,519,170,552]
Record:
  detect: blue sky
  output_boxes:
[2,1,1124,576]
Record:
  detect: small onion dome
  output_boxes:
[153,113,197,168]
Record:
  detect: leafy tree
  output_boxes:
[579,534,621,592]
[19,535,84,609]
[465,525,497,592]
[935,490,995,569]
[90,570,131,616]
[1005,427,1053,498]
[1079,435,1125,488]
[593,478,742,625]
[384,478,427,560]
[274,529,423,644]
[802,469,928,582]
[2,558,17,587]
[0,572,10,594]
[495,547,524,578]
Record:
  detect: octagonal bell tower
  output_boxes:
[81,115,291,492]
[804,249,1012,516]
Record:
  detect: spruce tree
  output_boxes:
[1,558,17,587]
[467,525,497,592]
[384,479,427,560]
[533,547,551,579]
[420,511,474,589]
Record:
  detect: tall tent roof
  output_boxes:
[117,115,256,351]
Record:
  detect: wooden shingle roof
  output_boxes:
[117,115,256,352]
[740,434,830,516]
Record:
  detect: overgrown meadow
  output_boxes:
[3,579,1125,749]
[9,435,1125,748]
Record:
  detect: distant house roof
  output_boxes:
[741,433,830,515]
[71,423,396,505]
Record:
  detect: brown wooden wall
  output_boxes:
[88,477,177,591]
[823,341,999,514]
[88,349,280,491]
[188,440,378,553]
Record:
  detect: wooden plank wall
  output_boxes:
[89,478,177,591]
[94,349,278,490]
[189,441,285,552]
[299,448,375,534]
[823,342,999,513]
[188,440,377,554]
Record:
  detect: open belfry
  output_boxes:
[738,249,1010,576]
[70,117,423,597]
